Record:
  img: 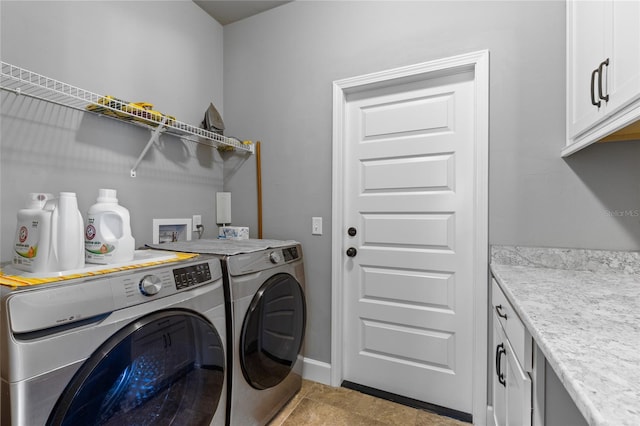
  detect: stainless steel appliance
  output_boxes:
[146,239,307,426]
[225,242,306,426]
[1,252,227,426]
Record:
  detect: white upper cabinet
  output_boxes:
[565,0,640,156]
[567,0,608,139]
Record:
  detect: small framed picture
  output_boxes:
[152,218,193,244]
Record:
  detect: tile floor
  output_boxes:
[268,380,470,426]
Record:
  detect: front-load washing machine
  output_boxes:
[146,239,307,426]
[225,242,306,426]
[1,252,227,426]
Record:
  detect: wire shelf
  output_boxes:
[0,61,254,155]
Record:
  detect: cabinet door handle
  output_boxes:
[598,58,610,102]
[590,68,601,107]
[496,343,506,387]
[495,304,508,320]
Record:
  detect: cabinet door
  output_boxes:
[567,0,608,139]
[491,279,532,372]
[605,0,640,114]
[492,313,507,426]
[505,338,533,426]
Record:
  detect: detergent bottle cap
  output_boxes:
[25,193,53,209]
[96,189,118,203]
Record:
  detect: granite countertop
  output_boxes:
[490,246,640,426]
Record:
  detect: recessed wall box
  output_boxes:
[152,218,193,244]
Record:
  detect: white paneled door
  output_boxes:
[341,69,476,414]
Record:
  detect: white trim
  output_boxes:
[330,79,346,388]
[562,99,640,157]
[302,357,332,386]
[486,406,497,426]
[472,49,490,426]
[331,50,490,425]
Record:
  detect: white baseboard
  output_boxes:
[302,357,331,385]
[486,405,495,426]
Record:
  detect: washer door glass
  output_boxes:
[240,273,306,390]
[47,310,225,426]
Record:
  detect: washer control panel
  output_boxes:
[282,246,300,262]
[6,256,223,335]
[135,262,214,296]
[268,246,300,264]
[123,260,218,302]
[172,263,212,290]
[227,244,302,276]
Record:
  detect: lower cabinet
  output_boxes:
[492,311,532,426]
[490,277,589,426]
[492,313,508,426]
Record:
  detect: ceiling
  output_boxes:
[194,1,292,25]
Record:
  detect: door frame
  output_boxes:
[331,50,489,424]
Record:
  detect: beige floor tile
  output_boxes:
[268,380,319,425]
[268,380,470,426]
[281,398,389,426]
[303,384,418,425]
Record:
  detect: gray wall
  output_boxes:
[2,0,639,369]
[1,1,226,260]
[222,1,640,365]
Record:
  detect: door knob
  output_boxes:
[346,247,357,257]
[347,227,357,236]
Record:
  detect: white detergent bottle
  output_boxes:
[12,193,55,273]
[54,192,85,271]
[85,189,135,264]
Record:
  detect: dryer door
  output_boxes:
[47,310,225,426]
[240,273,306,390]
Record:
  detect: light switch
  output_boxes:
[312,217,323,235]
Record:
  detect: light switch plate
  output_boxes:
[312,217,322,235]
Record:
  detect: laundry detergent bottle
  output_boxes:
[13,192,85,273]
[54,192,85,271]
[85,189,135,264]
[12,193,55,272]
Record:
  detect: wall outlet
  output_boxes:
[192,215,202,231]
[312,217,322,235]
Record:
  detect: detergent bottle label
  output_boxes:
[85,189,135,265]
[13,220,40,267]
[85,213,126,265]
[85,218,116,258]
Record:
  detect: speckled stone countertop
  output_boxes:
[490,246,640,426]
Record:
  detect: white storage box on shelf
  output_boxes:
[218,226,249,240]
